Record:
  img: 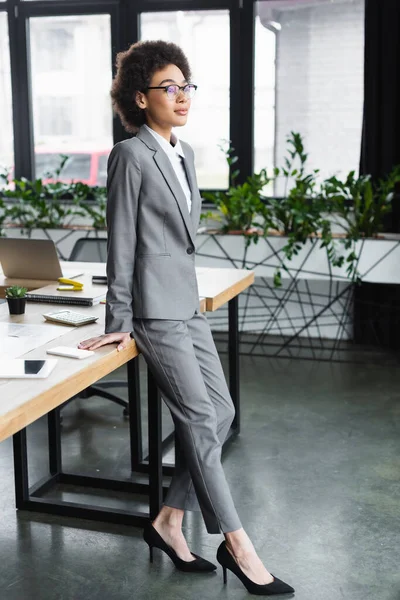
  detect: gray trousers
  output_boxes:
[132,310,242,534]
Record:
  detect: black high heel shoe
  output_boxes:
[216,541,295,596]
[143,522,217,573]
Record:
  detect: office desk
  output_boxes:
[0,263,254,525]
[0,292,151,525]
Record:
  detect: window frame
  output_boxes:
[4,0,255,189]
[0,6,14,175]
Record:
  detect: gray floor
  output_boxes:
[0,352,399,600]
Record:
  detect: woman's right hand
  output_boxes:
[77,332,132,352]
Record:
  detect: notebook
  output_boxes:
[26,281,107,307]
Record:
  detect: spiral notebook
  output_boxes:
[26,281,107,307]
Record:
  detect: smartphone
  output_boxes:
[46,346,94,360]
[92,276,107,284]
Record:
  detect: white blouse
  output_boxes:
[143,124,192,214]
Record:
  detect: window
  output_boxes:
[33,27,75,72]
[35,153,91,181]
[254,13,276,191]
[140,10,230,189]
[35,153,67,179]
[37,97,74,137]
[97,154,108,187]
[0,12,14,183]
[29,15,113,183]
[59,154,91,180]
[255,0,365,194]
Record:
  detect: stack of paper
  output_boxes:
[0,322,72,359]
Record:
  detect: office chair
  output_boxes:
[69,237,108,263]
[61,237,129,418]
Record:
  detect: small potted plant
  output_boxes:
[5,285,28,315]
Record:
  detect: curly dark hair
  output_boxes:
[110,40,192,133]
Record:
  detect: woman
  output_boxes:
[78,40,294,596]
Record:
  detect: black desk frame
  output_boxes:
[12,296,241,525]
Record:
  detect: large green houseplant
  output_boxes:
[322,166,400,280]
[201,143,272,247]
[201,133,345,286]
[266,132,346,285]
[1,157,77,230]
[0,155,107,232]
[200,130,400,286]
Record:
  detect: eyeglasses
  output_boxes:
[146,83,198,100]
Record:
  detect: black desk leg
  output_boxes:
[147,368,162,519]
[10,356,162,526]
[127,356,142,470]
[228,295,240,432]
[13,429,29,508]
[48,408,62,475]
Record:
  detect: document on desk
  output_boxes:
[0,322,73,359]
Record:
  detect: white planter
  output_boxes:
[195,232,400,343]
[353,237,400,283]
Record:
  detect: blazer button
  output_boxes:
[186,247,194,255]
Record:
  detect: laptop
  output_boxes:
[0,238,83,280]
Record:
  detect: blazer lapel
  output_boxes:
[136,126,195,246]
[181,155,200,235]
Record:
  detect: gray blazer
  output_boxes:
[105,124,202,333]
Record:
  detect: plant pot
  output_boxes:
[6,297,26,315]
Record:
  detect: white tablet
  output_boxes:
[0,359,58,379]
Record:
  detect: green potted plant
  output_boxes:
[1,158,108,259]
[2,156,78,232]
[5,285,28,315]
[322,165,400,280]
[266,131,346,285]
[1,156,107,233]
[201,143,272,246]
[76,184,107,229]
